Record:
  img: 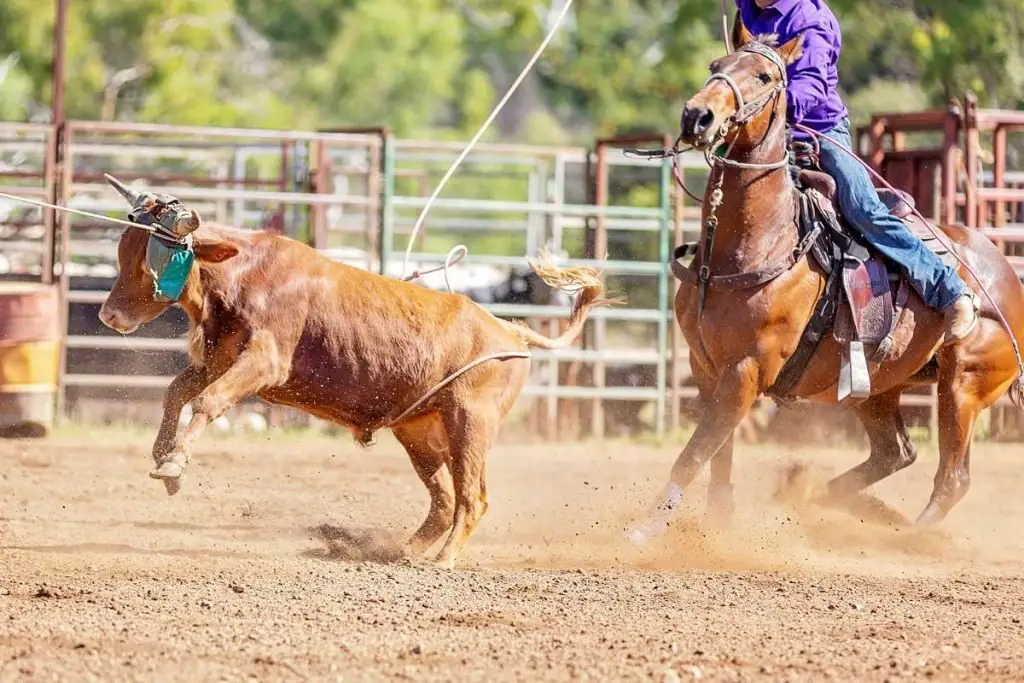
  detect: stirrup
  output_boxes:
[838,340,871,403]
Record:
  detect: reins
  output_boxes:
[627,41,793,319]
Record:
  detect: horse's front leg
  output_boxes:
[705,434,735,528]
[628,357,760,543]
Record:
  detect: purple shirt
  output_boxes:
[734,0,848,139]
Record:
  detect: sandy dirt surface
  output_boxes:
[2,425,1024,682]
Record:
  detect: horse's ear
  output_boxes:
[777,32,805,65]
[733,13,754,48]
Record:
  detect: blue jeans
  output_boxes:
[816,118,966,311]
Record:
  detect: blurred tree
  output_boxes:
[0,0,301,126]
[0,0,1021,140]
[301,0,465,136]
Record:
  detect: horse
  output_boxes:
[628,23,1024,541]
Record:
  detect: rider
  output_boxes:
[735,0,979,342]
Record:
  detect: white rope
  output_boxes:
[388,350,532,426]
[721,0,734,53]
[0,190,155,233]
[400,0,576,282]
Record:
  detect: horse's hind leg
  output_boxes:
[916,365,984,526]
[822,386,917,500]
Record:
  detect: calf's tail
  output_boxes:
[501,251,622,350]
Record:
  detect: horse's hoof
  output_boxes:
[915,501,945,527]
[626,527,652,545]
[704,509,733,532]
[625,517,671,546]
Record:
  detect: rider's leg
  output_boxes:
[814,118,979,342]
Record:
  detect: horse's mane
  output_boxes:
[752,33,779,47]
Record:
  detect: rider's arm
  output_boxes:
[785,23,833,124]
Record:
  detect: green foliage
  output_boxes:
[0,0,301,126]
[304,0,465,136]
[1,0,1020,137]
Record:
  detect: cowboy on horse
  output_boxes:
[625,0,1024,545]
[734,0,979,342]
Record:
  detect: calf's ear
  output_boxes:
[193,238,240,263]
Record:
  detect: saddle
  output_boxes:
[771,140,957,404]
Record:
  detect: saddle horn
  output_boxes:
[104,173,142,206]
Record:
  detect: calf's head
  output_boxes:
[98,176,238,333]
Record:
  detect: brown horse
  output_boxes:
[628,25,1024,542]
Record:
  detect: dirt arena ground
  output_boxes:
[2,424,1024,682]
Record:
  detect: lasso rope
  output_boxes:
[0,190,160,235]
[0,2,584,437]
[710,6,1022,377]
[399,0,576,286]
[376,0,580,431]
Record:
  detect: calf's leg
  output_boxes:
[152,364,209,467]
[152,334,285,495]
[392,416,456,557]
[433,403,499,569]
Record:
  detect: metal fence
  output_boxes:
[0,120,716,438]
[6,103,1016,440]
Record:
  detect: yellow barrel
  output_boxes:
[0,281,60,437]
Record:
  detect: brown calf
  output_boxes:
[98,187,612,568]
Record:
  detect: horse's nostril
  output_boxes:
[694,109,716,135]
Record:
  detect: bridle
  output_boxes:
[625,40,792,201]
[700,40,791,171]
[622,41,805,321]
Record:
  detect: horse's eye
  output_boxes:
[757,72,772,84]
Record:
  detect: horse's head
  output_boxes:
[679,22,803,149]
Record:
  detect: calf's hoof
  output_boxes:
[150,461,184,496]
[162,476,182,496]
[150,460,184,480]
[431,554,458,570]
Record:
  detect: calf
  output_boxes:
[97,177,613,568]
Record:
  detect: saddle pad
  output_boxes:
[835,255,894,346]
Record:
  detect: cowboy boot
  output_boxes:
[944,292,981,344]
